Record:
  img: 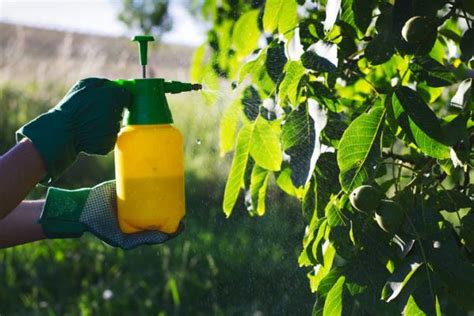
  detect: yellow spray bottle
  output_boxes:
[114,35,201,234]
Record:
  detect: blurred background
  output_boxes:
[0,0,313,314]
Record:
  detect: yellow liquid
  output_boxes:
[115,125,185,234]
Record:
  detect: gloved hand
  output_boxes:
[17,78,131,184]
[38,180,182,250]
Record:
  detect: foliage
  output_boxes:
[190,0,474,314]
[118,0,172,39]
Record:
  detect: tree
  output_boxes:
[118,0,172,39]
[190,0,474,314]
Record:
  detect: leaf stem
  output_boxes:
[405,160,434,190]
[382,161,417,173]
[382,152,418,164]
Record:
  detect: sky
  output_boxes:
[0,0,207,46]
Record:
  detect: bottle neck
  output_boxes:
[117,79,174,125]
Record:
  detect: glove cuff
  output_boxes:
[40,186,90,238]
[16,110,76,185]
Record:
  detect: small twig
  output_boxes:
[405,160,435,189]
[382,152,418,164]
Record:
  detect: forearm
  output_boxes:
[0,200,45,248]
[0,139,46,219]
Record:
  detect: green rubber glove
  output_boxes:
[39,180,182,250]
[17,78,131,184]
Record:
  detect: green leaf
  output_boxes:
[315,153,341,219]
[404,295,426,316]
[340,0,356,32]
[430,239,474,310]
[249,164,270,216]
[392,87,450,159]
[223,124,252,217]
[308,241,336,292]
[278,61,306,107]
[190,43,206,82]
[324,195,345,227]
[337,106,385,192]
[409,57,456,87]
[241,86,261,121]
[277,0,298,38]
[451,78,472,110]
[232,10,260,59]
[324,0,341,32]
[460,28,474,62]
[276,167,305,198]
[321,112,347,148]
[238,49,276,95]
[282,100,327,187]
[165,277,180,305]
[200,65,220,106]
[219,99,241,156]
[429,189,473,212]
[342,252,397,314]
[323,276,345,316]
[365,33,395,65]
[249,117,282,171]
[265,42,287,83]
[318,267,344,298]
[302,175,317,220]
[263,0,298,38]
[239,50,265,84]
[352,0,375,34]
[302,41,338,73]
[381,258,423,302]
[441,113,469,147]
[312,220,329,264]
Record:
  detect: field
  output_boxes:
[0,23,312,315]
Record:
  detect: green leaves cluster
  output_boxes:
[194,0,474,314]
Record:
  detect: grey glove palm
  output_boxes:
[39,180,182,250]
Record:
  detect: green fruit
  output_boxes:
[460,29,474,62]
[401,16,438,55]
[349,185,384,213]
[375,200,405,233]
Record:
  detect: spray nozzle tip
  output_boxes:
[192,83,203,90]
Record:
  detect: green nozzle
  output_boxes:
[164,81,202,94]
[133,35,154,65]
[133,35,154,78]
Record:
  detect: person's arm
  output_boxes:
[0,200,45,248]
[0,139,46,219]
[1,181,179,250]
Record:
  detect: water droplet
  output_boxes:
[196,139,201,145]
[102,289,113,300]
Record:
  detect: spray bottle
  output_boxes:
[114,35,201,234]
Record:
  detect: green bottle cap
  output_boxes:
[114,35,202,125]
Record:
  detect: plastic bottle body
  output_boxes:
[115,124,185,234]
